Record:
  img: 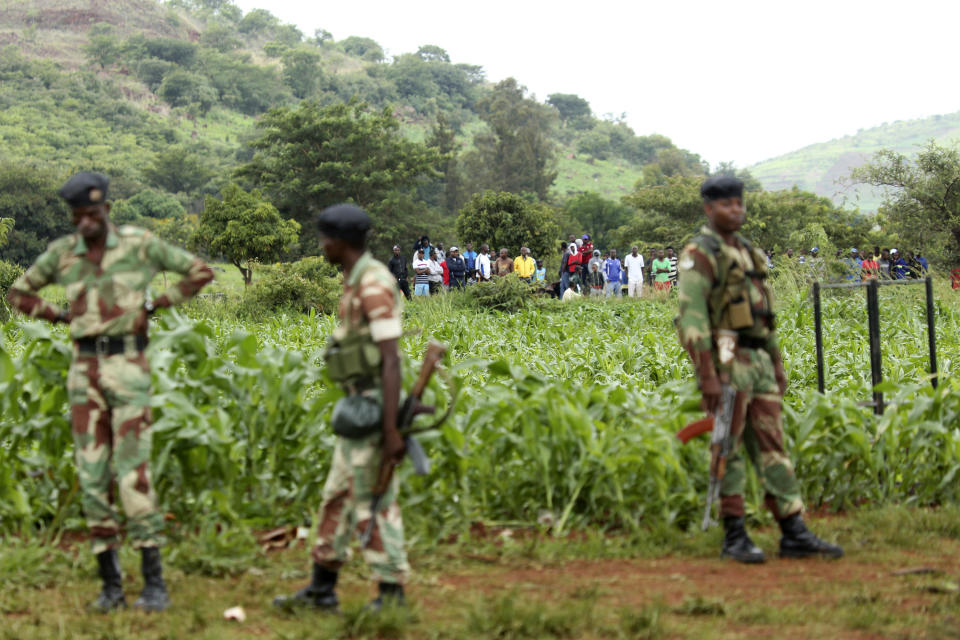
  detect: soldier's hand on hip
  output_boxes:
[700,376,722,414]
[132,308,149,335]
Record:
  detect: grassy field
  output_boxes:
[3,269,960,638]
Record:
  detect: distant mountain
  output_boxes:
[748,111,960,211]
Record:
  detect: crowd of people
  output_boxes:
[386,235,935,301]
[386,234,687,300]
[778,246,931,280]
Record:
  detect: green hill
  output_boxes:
[749,111,960,211]
[0,0,680,212]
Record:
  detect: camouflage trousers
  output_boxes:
[312,433,410,584]
[67,349,163,555]
[719,347,804,520]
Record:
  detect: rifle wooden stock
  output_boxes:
[676,416,714,444]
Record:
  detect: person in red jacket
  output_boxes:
[441,258,450,292]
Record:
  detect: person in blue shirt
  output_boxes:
[915,251,930,276]
[843,248,861,280]
[603,249,623,297]
[445,247,468,289]
[461,242,478,281]
[534,259,546,284]
[891,249,908,279]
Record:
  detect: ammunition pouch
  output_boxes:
[331,394,382,439]
[323,332,382,384]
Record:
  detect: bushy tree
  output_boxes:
[193,184,300,284]
[851,141,960,264]
[238,8,279,34]
[547,93,591,124]
[281,48,323,99]
[159,70,217,113]
[562,192,633,251]
[144,38,198,66]
[0,164,71,265]
[83,33,120,69]
[464,78,558,200]
[237,100,439,250]
[143,146,216,196]
[340,36,384,62]
[112,190,186,225]
[455,191,559,260]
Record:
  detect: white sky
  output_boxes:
[233,0,960,168]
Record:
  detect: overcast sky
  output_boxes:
[232,0,960,169]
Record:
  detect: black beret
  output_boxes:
[58,171,109,208]
[316,203,371,239]
[700,176,744,202]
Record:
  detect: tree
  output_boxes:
[159,70,218,113]
[547,93,591,124]
[417,45,450,63]
[237,100,439,250]
[0,218,12,248]
[193,184,300,285]
[0,163,71,265]
[238,8,279,34]
[341,36,384,62]
[562,192,633,250]
[281,48,323,99]
[143,146,216,196]
[711,162,763,192]
[83,33,120,69]
[455,191,559,260]
[464,78,558,200]
[850,141,960,264]
[112,190,186,225]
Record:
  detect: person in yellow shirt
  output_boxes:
[513,247,536,282]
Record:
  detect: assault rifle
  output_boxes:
[360,340,447,548]
[676,384,737,530]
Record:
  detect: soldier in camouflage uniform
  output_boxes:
[677,176,842,564]
[274,204,410,612]
[7,172,214,611]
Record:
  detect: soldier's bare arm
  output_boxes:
[7,246,68,323]
[677,246,722,413]
[143,233,214,308]
[378,338,404,463]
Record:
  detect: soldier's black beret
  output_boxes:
[58,172,110,208]
[316,203,371,241]
[700,176,744,202]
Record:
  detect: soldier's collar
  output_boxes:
[347,251,373,287]
[73,225,119,255]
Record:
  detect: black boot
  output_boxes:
[273,563,339,611]
[90,549,126,613]
[721,516,766,564]
[779,513,844,559]
[133,547,170,612]
[366,582,405,613]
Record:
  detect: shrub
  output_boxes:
[240,257,341,317]
[464,274,534,311]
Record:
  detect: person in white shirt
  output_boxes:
[427,248,443,294]
[623,245,645,298]
[475,243,491,281]
[412,248,431,296]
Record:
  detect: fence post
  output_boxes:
[866,279,883,415]
[813,281,825,394]
[926,276,938,389]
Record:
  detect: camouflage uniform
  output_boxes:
[8,225,214,553]
[313,251,410,584]
[677,225,803,520]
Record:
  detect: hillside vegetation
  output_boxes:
[749,111,960,211]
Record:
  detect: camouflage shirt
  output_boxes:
[677,225,778,358]
[8,224,213,338]
[334,251,403,345]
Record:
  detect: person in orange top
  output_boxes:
[861,251,879,280]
